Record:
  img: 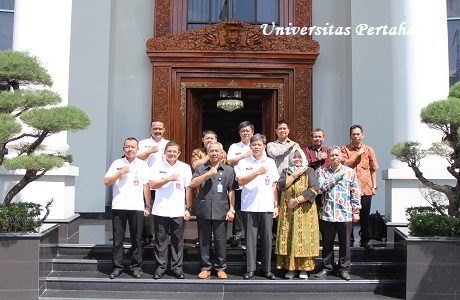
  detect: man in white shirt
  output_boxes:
[104,137,151,279]
[235,134,280,280]
[227,121,254,247]
[137,121,169,244]
[149,141,192,280]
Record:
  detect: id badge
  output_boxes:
[133,178,139,186]
[217,183,223,193]
[265,175,270,185]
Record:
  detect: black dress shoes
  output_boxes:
[173,271,185,279]
[153,272,164,280]
[132,269,143,279]
[360,241,374,250]
[109,269,122,279]
[338,271,351,281]
[243,271,255,280]
[314,269,330,278]
[263,272,276,280]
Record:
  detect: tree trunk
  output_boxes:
[2,169,47,205]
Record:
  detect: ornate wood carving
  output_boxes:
[147,21,319,54]
[255,83,285,120]
[295,0,311,27]
[294,68,312,147]
[180,82,210,118]
[153,67,170,124]
[154,0,171,37]
[227,80,239,88]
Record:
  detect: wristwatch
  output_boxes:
[185,207,192,212]
[229,208,236,214]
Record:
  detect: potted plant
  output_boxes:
[391,81,460,299]
[0,50,90,300]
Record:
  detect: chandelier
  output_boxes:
[216,89,244,112]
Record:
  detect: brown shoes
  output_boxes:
[197,270,228,279]
[197,270,211,279]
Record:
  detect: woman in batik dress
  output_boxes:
[275,147,320,279]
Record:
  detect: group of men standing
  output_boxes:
[104,119,378,281]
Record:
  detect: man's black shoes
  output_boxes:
[243,271,255,280]
[338,270,351,281]
[173,271,185,279]
[314,269,330,279]
[263,272,276,280]
[109,269,122,279]
[132,269,143,279]
[153,272,164,280]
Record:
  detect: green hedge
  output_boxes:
[0,202,43,232]
[406,206,460,237]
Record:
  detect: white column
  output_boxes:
[13,0,73,152]
[384,0,451,223]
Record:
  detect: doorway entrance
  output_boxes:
[185,88,276,163]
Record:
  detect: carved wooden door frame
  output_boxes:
[146,21,319,157]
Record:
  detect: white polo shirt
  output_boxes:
[227,141,250,161]
[149,160,192,218]
[138,137,169,168]
[105,157,149,211]
[235,155,280,212]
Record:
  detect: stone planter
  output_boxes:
[0,223,58,300]
[394,227,460,300]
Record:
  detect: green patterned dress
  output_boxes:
[275,167,320,271]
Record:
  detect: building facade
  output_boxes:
[2,0,452,223]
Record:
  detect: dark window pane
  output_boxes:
[447,0,460,18]
[0,11,13,50]
[448,20,460,85]
[188,0,209,22]
[0,0,15,10]
[211,0,227,22]
[257,0,278,23]
[234,0,255,23]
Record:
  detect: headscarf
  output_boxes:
[287,147,308,174]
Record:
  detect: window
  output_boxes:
[187,0,279,30]
[0,0,15,50]
[447,0,460,85]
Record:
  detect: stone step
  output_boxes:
[39,290,404,300]
[56,243,396,262]
[49,257,398,275]
[43,270,403,294]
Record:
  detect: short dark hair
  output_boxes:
[349,124,363,134]
[165,140,180,151]
[238,121,254,132]
[250,133,266,145]
[124,137,138,144]
[276,119,289,128]
[311,128,324,136]
[202,129,217,137]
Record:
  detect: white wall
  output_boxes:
[67,0,153,212]
[67,0,112,212]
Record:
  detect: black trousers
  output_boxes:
[232,189,244,238]
[112,209,144,271]
[351,195,372,244]
[143,190,155,240]
[153,215,184,274]
[242,211,273,273]
[197,218,227,271]
[319,220,352,272]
